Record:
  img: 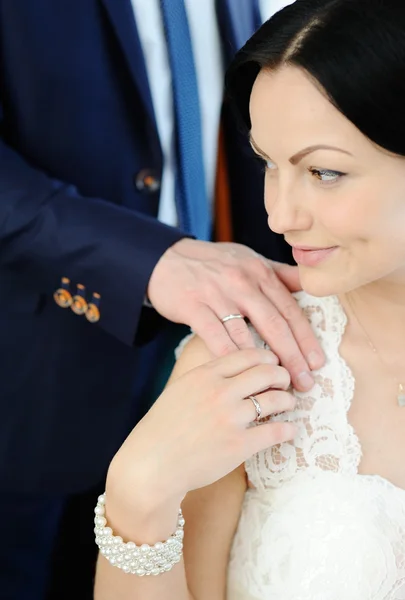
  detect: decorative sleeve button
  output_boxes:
[53,277,73,308]
[134,169,161,193]
[71,284,88,315]
[85,293,101,323]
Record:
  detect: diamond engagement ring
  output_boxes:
[247,395,262,422]
[221,313,244,324]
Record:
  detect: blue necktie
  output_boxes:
[160,0,211,240]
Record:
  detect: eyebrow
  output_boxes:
[249,136,353,165]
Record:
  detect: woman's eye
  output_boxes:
[309,168,345,184]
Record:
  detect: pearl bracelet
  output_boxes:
[94,493,185,576]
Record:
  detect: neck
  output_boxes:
[342,276,405,345]
[340,276,405,405]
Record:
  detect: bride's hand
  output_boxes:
[106,347,297,512]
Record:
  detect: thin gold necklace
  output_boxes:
[346,294,405,407]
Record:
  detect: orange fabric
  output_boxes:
[214,124,233,242]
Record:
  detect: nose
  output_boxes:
[265,178,312,235]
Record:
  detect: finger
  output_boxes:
[259,265,325,371]
[239,390,296,424]
[246,421,299,457]
[250,259,325,372]
[269,260,302,292]
[260,277,325,372]
[190,304,238,356]
[239,292,314,392]
[213,304,255,350]
[221,314,256,350]
[209,347,279,378]
[227,363,291,398]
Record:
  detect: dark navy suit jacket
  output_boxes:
[0,0,292,494]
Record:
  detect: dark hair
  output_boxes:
[226,0,405,156]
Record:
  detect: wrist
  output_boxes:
[105,470,185,544]
[104,489,183,544]
[107,445,187,505]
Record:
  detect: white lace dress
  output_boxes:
[177,292,405,599]
[225,292,405,600]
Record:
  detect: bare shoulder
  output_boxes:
[168,334,214,383]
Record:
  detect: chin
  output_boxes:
[298,267,350,298]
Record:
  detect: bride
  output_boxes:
[94,1,405,598]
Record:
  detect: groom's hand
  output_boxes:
[147,238,324,391]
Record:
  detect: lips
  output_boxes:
[291,246,338,267]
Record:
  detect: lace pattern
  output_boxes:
[175,293,405,599]
[227,292,405,600]
[244,294,362,490]
[228,473,405,600]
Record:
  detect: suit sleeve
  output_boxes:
[0,137,186,346]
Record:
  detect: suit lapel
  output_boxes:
[216,0,262,64]
[100,0,156,125]
[100,0,262,136]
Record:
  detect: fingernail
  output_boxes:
[297,371,314,390]
[307,350,324,370]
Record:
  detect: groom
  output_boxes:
[0,1,316,598]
